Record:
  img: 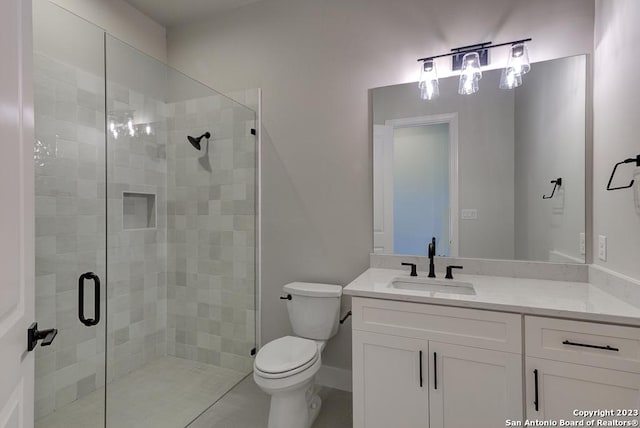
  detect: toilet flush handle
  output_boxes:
[339,310,352,324]
[279,294,292,300]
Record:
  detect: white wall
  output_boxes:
[167,0,594,370]
[514,55,586,263]
[34,1,105,76]
[593,0,640,279]
[47,0,166,61]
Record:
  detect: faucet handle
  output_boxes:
[401,262,418,277]
[445,265,463,280]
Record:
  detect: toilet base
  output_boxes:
[266,379,322,428]
[308,392,322,426]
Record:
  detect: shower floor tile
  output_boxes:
[187,375,353,428]
[36,356,246,428]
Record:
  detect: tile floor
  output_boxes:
[36,356,246,428]
[188,375,353,428]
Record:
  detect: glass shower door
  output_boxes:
[33,2,107,428]
[33,3,257,428]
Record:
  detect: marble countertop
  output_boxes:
[343,268,640,326]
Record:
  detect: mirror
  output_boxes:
[372,54,586,263]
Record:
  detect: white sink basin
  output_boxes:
[389,276,476,295]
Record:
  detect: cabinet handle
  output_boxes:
[418,350,423,388]
[533,369,539,411]
[562,340,619,352]
[433,352,438,390]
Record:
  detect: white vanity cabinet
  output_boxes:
[351,298,523,428]
[524,316,640,422]
[351,298,640,428]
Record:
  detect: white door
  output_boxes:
[0,0,35,427]
[526,357,640,423]
[352,330,429,428]
[429,342,523,428]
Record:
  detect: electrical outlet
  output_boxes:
[598,235,607,261]
[579,233,586,255]
[461,209,478,220]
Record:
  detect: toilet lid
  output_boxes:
[255,336,319,374]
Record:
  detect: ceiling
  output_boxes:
[124,0,263,27]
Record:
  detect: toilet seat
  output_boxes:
[255,336,319,379]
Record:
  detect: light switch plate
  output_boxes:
[461,209,478,220]
[579,233,586,255]
[598,235,607,261]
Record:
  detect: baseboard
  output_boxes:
[316,365,352,392]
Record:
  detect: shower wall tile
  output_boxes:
[105,81,168,384]
[166,95,256,374]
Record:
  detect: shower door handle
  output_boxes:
[79,272,101,326]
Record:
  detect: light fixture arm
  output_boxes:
[417,38,532,64]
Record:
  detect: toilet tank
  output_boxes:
[283,282,342,340]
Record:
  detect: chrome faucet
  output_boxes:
[428,237,436,278]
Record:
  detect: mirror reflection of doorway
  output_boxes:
[394,124,450,255]
[373,114,459,256]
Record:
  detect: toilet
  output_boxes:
[254,282,342,428]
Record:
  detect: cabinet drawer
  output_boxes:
[525,316,640,372]
[352,297,521,353]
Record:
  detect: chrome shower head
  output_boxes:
[187,132,211,150]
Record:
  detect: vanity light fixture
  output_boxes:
[417,38,532,98]
[418,59,439,100]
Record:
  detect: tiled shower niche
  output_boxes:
[123,192,157,229]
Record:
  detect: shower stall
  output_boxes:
[32,2,258,427]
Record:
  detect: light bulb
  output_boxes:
[458,52,482,95]
[418,59,439,100]
[145,125,152,135]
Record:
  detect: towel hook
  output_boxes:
[607,155,640,191]
[542,178,562,199]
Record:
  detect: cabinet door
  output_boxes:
[429,342,523,428]
[526,357,640,422]
[353,330,429,428]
